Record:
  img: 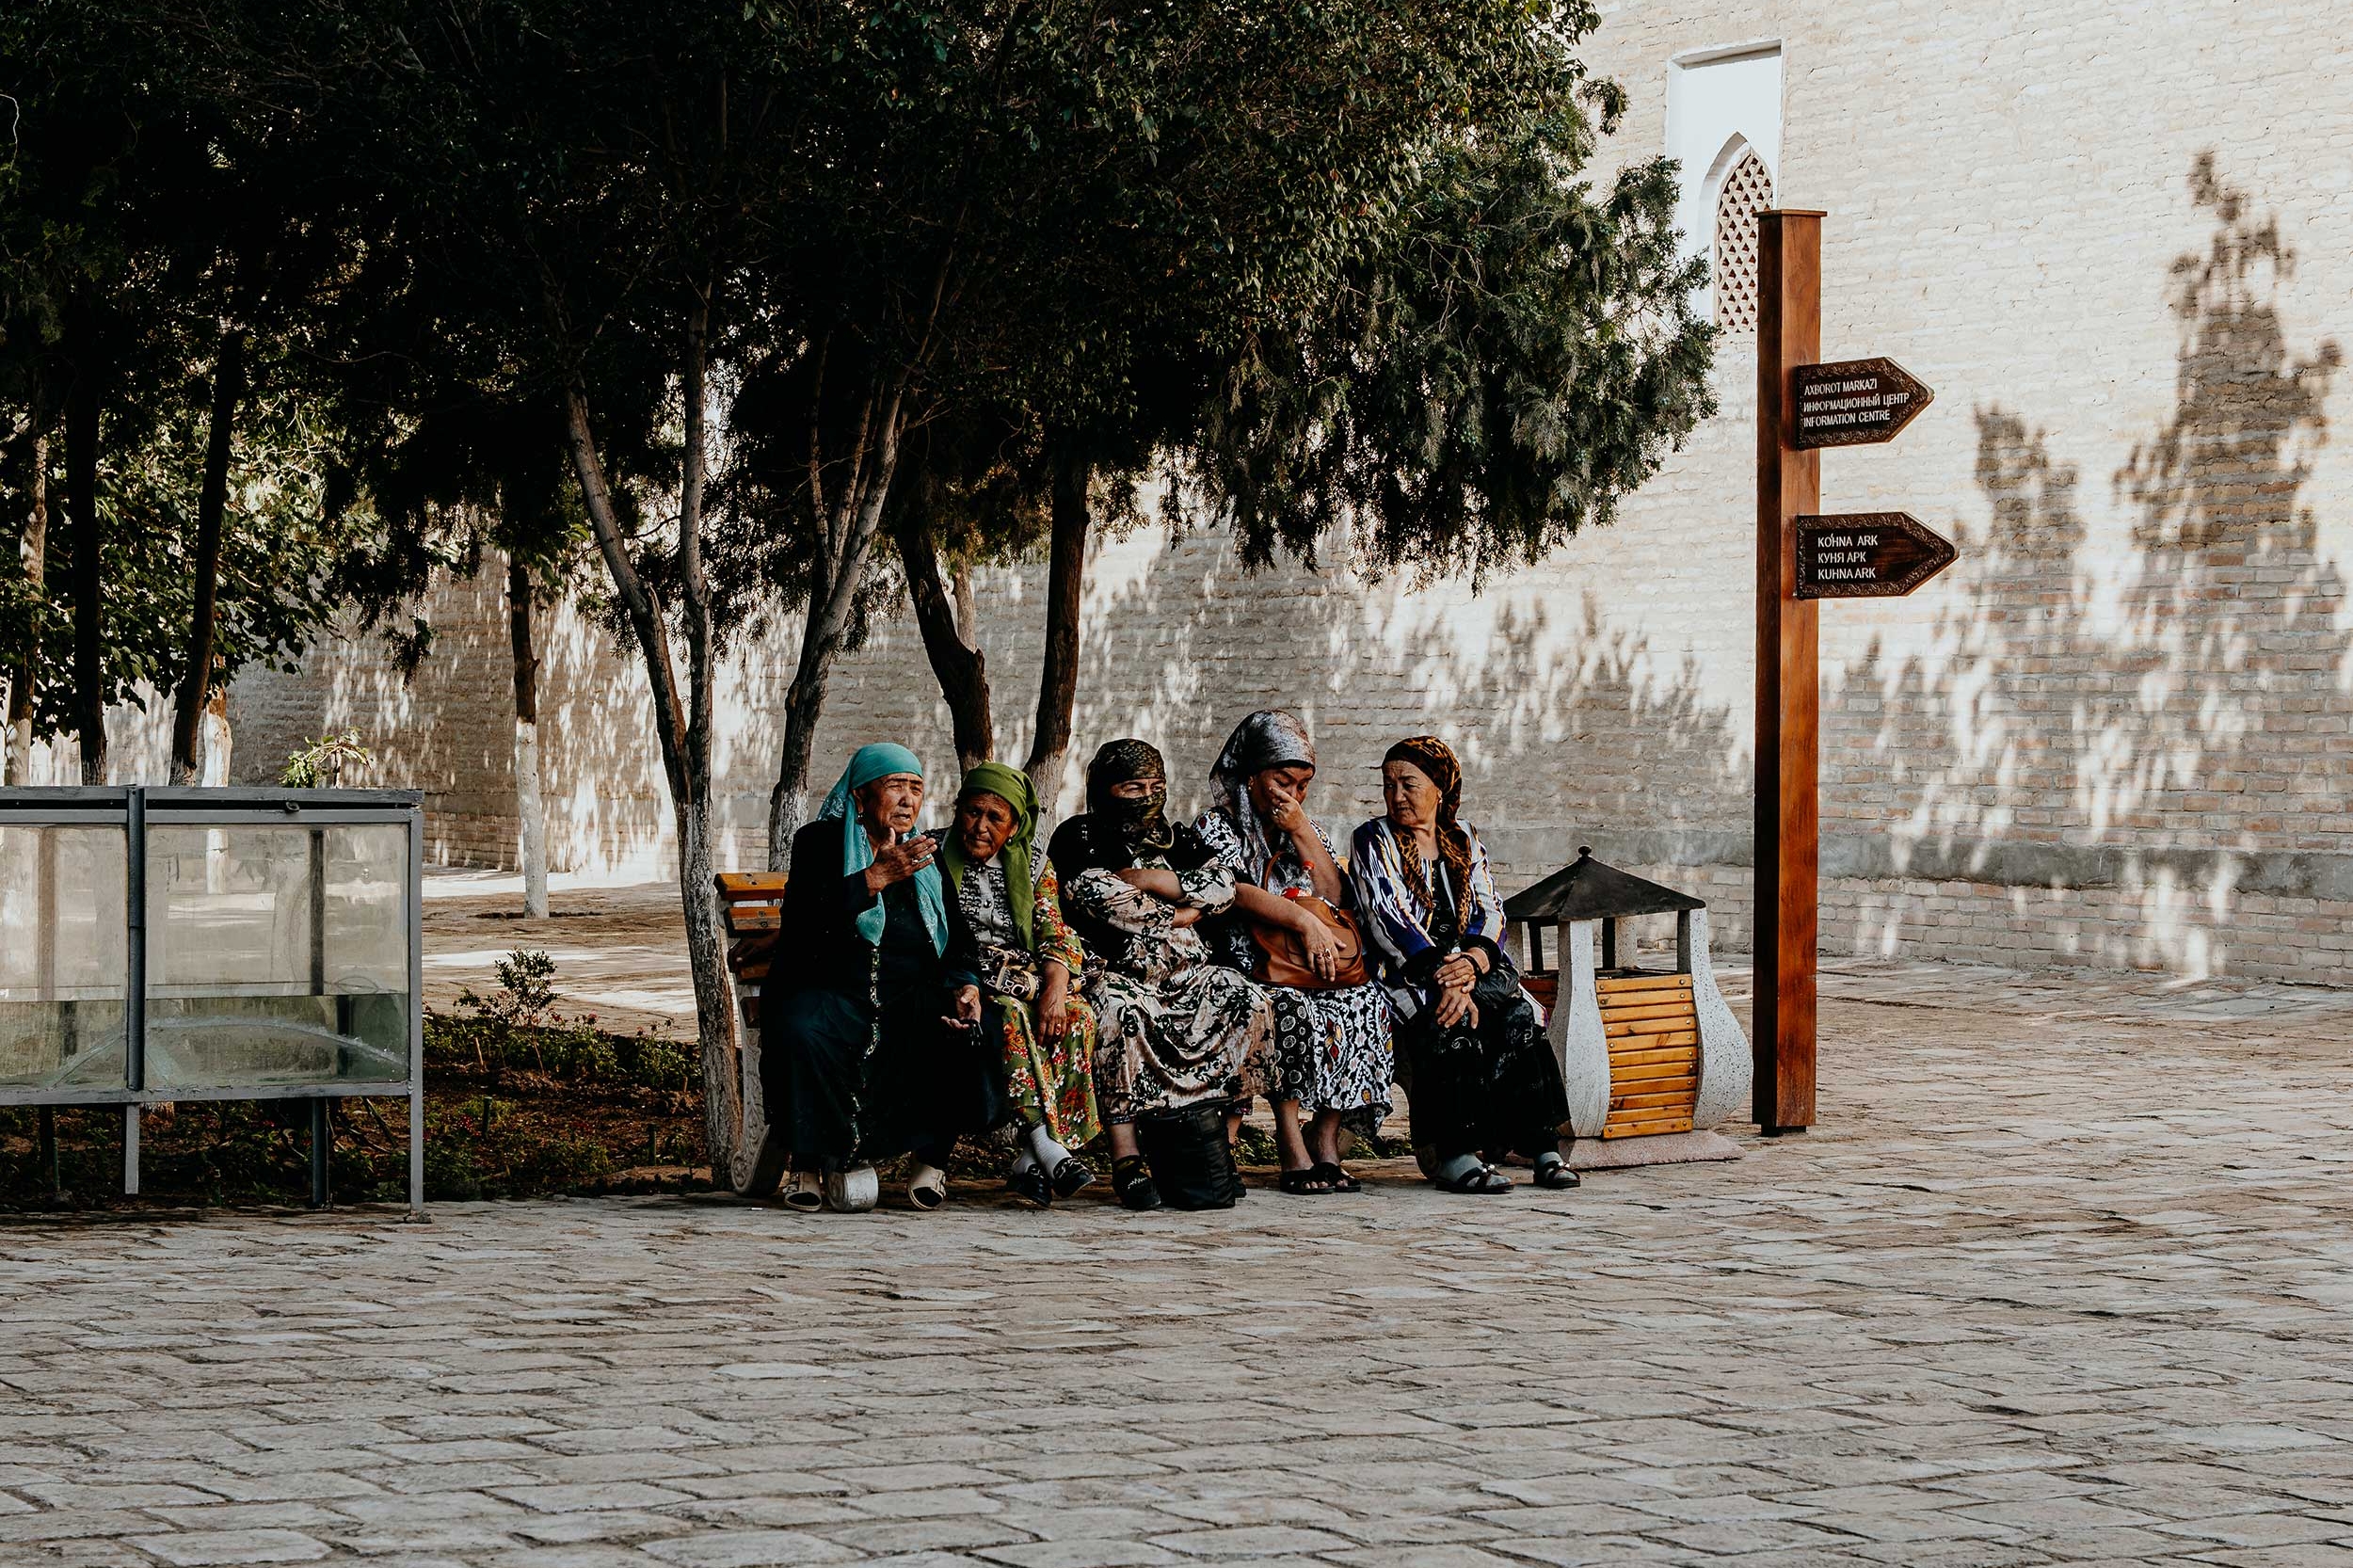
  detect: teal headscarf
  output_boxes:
[818,743,948,952]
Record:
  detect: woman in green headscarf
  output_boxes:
[761,744,997,1213]
[940,762,1100,1208]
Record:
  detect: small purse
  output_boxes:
[1249,892,1369,990]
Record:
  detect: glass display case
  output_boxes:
[0,787,424,1210]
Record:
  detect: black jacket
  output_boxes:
[769,819,981,1000]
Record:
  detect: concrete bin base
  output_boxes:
[1567,1128,1744,1171]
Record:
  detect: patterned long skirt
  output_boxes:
[1394,989,1568,1161]
[1265,980,1394,1131]
[993,993,1101,1147]
[1091,964,1278,1125]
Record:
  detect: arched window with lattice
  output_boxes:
[1712,148,1775,333]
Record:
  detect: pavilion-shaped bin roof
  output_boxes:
[1502,845,1705,923]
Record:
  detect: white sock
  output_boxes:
[1434,1153,1484,1185]
[1025,1126,1072,1170]
[1009,1149,1039,1176]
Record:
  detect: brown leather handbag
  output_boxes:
[1249,893,1369,989]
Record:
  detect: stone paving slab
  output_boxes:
[8,960,2353,1564]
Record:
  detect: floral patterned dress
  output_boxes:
[1061,856,1279,1125]
[955,847,1100,1147]
[1193,808,1395,1131]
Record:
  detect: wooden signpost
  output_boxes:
[1753,213,1949,1134]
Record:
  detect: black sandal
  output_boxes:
[1531,1156,1580,1190]
[1435,1161,1513,1194]
[1006,1162,1053,1208]
[1112,1156,1161,1212]
[1310,1161,1361,1194]
[1049,1156,1097,1199]
[1278,1166,1335,1195]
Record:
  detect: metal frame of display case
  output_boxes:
[0,786,424,1213]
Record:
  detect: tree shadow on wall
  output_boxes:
[1833,153,2344,977]
[1052,527,1751,897]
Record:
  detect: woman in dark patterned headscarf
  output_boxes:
[1193,710,1395,1196]
[1351,736,1575,1193]
[1048,740,1278,1211]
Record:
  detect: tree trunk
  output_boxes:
[891,501,993,770]
[5,430,48,785]
[1025,455,1090,807]
[64,314,104,786]
[171,328,247,786]
[200,689,232,785]
[200,689,233,893]
[507,552,549,919]
[952,560,978,647]
[558,305,768,1196]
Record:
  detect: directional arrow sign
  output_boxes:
[1793,512,1959,600]
[1790,357,1934,449]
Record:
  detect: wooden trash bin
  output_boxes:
[1503,847,1750,1150]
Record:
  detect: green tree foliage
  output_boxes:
[1193,104,1716,583]
[0,0,375,777]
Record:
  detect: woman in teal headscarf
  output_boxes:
[760,744,996,1213]
[940,762,1100,1208]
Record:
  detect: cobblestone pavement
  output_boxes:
[8,959,2353,1567]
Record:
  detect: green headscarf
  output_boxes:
[940,761,1038,949]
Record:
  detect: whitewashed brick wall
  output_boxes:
[229,0,2353,984]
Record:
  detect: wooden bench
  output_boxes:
[712,871,792,1196]
[715,871,788,1029]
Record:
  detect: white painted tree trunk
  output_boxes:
[199,695,232,785]
[508,553,550,920]
[202,694,234,892]
[515,715,548,919]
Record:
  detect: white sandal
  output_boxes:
[782,1169,823,1212]
[906,1163,949,1211]
[824,1164,879,1212]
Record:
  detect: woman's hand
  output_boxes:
[945,984,983,1032]
[1171,906,1202,928]
[1292,903,1344,982]
[1262,782,1313,840]
[864,834,936,894]
[1113,866,1183,899]
[1433,952,1481,992]
[1433,984,1479,1030]
[1038,963,1071,1044]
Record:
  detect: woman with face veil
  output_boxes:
[760,744,995,1213]
[1193,710,1395,1195]
[1048,739,1279,1211]
[940,761,1100,1208]
[1350,736,1575,1193]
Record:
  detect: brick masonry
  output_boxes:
[220,0,2353,984]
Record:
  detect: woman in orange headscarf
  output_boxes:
[1351,736,1574,1194]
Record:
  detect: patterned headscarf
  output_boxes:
[1210,710,1316,878]
[1085,739,1176,856]
[942,761,1038,949]
[818,743,948,952]
[1383,735,1476,910]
